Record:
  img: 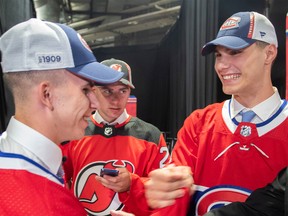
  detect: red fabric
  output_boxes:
[172,102,288,215]
[62,116,170,215]
[0,169,86,216]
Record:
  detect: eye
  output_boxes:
[229,49,242,55]
[82,87,92,95]
[120,89,128,94]
[214,52,221,58]
[102,89,112,96]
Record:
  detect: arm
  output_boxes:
[117,133,172,214]
[145,165,194,209]
[204,167,287,216]
[144,114,198,210]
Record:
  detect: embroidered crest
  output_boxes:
[220,17,241,30]
[240,125,252,137]
[104,126,113,136]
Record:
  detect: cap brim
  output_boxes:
[201,36,256,56]
[67,61,124,84]
[120,78,135,89]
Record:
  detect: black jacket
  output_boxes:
[204,167,288,216]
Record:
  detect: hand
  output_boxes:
[110,210,135,216]
[145,165,194,209]
[96,167,131,192]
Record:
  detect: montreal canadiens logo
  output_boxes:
[220,17,241,30]
[74,160,135,216]
[193,185,251,215]
[77,33,92,52]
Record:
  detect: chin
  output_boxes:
[222,87,236,96]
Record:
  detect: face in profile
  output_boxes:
[51,71,99,142]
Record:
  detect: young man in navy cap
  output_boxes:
[142,11,288,216]
[61,58,170,216]
[0,19,123,215]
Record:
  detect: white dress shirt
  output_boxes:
[0,116,63,184]
[230,87,282,124]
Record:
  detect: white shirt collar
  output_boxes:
[93,109,129,125]
[4,117,62,175]
[230,87,282,121]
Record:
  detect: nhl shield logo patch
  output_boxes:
[240,125,252,137]
[104,126,113,136]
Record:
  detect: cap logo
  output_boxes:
[110,64,122,72]
[259,31,266,38]
[77,33,92,53]
[220,17,241,30]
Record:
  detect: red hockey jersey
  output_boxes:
[171,100,288,215]
[0,151,86,216]
[62,116,170,215]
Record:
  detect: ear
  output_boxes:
[264,44,277,65]
[39,81,54,111]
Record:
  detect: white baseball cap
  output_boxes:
[0,18,123,84]
[202,11,278,55]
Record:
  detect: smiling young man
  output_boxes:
[61,58,170,216]
[0,19,123,215]
[142,11,288,216]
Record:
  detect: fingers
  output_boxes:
[145,166,194,209]
[110,210,135,216]
[95,168,131,192]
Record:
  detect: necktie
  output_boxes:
[57,166,64,179]
[241,110,256,122]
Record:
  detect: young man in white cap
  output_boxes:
[61,58,170,216]
[0,18,123,215]
[142,11,288,216]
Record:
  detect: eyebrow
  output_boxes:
[98,85,129,90]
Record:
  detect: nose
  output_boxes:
[215,57,230,71]
[87,91,99,110]
[110,93,121,102]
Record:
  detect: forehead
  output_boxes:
[215,45,238,52]
[215,43,255,53]
[98,82,129,90]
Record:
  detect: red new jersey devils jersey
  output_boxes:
[62,116,170,215]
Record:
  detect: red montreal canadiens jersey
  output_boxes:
[168,100,288,216]
[62,116,170,216]
[0,153,86,215]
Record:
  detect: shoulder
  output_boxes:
[186,102,224,123]
[125,117,163,143]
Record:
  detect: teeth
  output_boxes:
[223,74,240,80]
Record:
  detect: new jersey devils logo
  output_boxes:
[110,64,122,72]
[74,160,135,215]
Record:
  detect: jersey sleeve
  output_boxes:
[118,133,171,215]
[172,112,199,169]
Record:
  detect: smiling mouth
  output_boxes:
[222,74,240,80]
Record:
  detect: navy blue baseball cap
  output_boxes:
[202,11,278,56]
[0,18,123,84]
